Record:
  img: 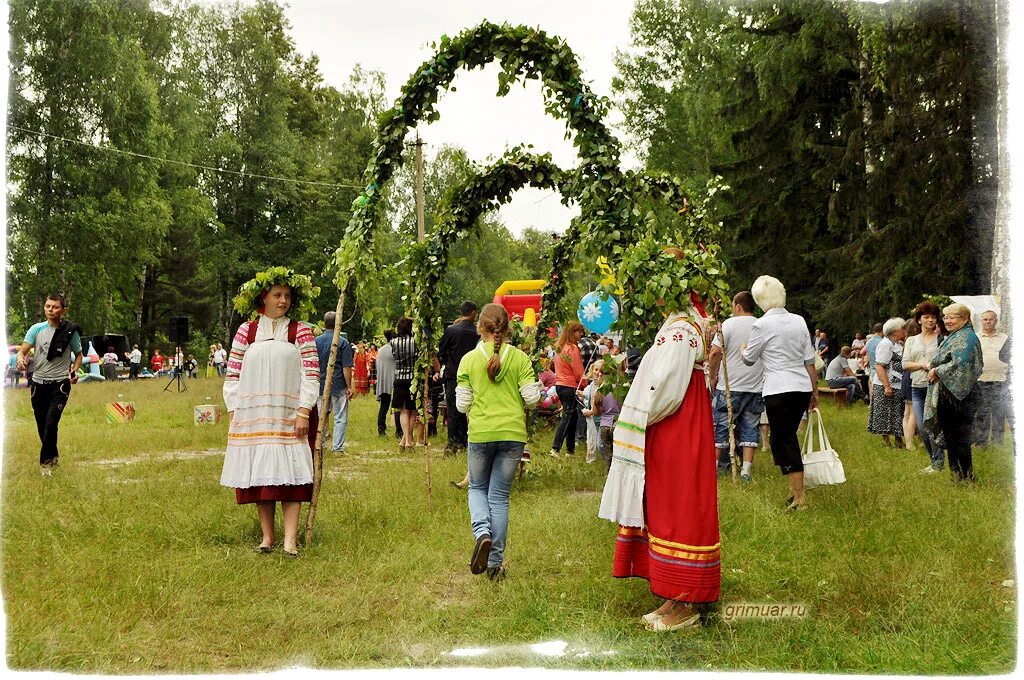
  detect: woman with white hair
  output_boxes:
[924,303,984,481]
[868,317,907,447]
[742,276,818,511]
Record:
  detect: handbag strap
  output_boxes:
[817,407,833,452]
[803,408,817,456]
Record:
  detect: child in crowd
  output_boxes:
[594,375,620,471]
[580,360,604,463]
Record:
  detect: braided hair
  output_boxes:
[477,303,510,382]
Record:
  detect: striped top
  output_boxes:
[390,334,418,381]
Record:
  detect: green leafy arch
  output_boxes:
[405,149,580,378]
[333,21,633,301]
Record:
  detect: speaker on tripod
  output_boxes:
[169,316,190,344]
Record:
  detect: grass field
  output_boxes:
[1,377,1017,672]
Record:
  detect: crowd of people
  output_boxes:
[12,266,1014,632]
[813,302,1012,481]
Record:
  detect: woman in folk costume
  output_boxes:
[599,262,720,630]
[221,268,321,558]
[353,343,370,395]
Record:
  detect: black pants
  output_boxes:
[30,379,71,466]
[551,385,579,454]
[939,387,976,481]
[444,379,468,449]
[377,393,402,437]
[129,362,140,380]
[973,381,1007,446]
[764,391,811,475]
[575,407,588,442]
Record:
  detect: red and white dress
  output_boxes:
[221,315,320,504]
[598,308,720,603]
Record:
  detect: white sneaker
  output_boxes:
[920,466,937,474]
[549,449,560,459]
[41,466,52,477]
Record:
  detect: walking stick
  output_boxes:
[718,326,739,481]
[421,359,433,511]
[304,288,346,546]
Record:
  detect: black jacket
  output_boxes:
[437,318,480,381]
[47,320,84,361]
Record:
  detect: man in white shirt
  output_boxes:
[708,291,764,481]
[214,343,227,376]
[974,309,1010,446]
[125,344,143,380]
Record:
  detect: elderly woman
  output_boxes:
[867,317,907,448]
[902,302,946,471]
[742,276,818,510]
[221,269,320,557]
[924,303,984,481]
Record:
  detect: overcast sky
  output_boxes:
[280,0,638,237]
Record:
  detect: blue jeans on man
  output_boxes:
[714,390,764,473]
[827,376,865,405]
[467,441,523,569]
[317,391,350,452]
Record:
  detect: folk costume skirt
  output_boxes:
[613,369,721,603]
[233,406,318,504]
[354,355,369,394]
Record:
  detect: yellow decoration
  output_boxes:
[597,256,624,295]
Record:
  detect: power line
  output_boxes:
[8,125,365,190]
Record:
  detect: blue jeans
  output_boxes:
[911,386,944,469]
[317,392,350,451]
[827,376,864,404]
[713,390,764,471]
[467,441,524,568]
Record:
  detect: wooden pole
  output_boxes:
[718,327,739,481]
[415,132,433,510]
[304,287,346,546]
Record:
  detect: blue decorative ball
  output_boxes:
[577,291,619,334]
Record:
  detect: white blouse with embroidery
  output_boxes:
[598,309,706,527]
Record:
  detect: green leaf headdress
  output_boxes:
[233,266,320,322]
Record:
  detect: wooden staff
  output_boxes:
[421,356,433,511]
[717,326,739,481]
[304,288,346,546]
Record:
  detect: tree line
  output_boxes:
[614,0,999,338]
[6,0,576,356]
[9,0,999,354]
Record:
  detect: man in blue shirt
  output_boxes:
[864,323,884,376]
[314,312,355,453]
[16,293,83,476]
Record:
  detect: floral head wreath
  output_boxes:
[233,266,320,322]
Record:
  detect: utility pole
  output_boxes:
[415,132,426,243]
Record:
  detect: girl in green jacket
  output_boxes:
[456,304,542,580]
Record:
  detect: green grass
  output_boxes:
[2,377,1016,672]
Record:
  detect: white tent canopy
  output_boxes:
[950,295,1003,330]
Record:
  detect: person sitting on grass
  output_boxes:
[456,303,542,582]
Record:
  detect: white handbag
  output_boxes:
[802,408,846,488]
